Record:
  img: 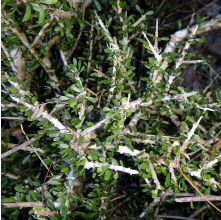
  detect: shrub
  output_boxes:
[1,0,221,219]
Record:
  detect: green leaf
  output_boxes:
[67,179,74,190]
[190,200,194,209]
[181,121,189,130]
[106,135,115,142]
[1,1,6,10]
[103,107,111,112]
[79,134,83,145]
[32,97,37,104]
[22,3,32,22]
[93,0,101,11]
[165,173,171,187]
[38,5,45,23]
[119,40,127,46]
[58,197,66,210]
[104,169,112,180]
[161,37,169,41]
[132,125,137,134]
[205,187,210,196]
[196,38,205,43]
[34,206,45,210]
[119,1,126,8]
[120,160,124,166]
[9,210,19,219]
[145,11,154,15]
[2,198,15,203]
[140,163,148,170]
[186,116,194,123]
[112,99,120,106]
[48,180,62,185]
[62,206,68,218]
[43,191,54,200]
[86,96,96,103]
[15,186,30,193]
[40,0,57,4]
[113,172,118,179]
[47,199,54,210]
[59,96,69,100]
[118,119,124,126]
[55,104,66,108]
[178,20,182,29]
[22,154,30,164]
[135,5,143,14]
[60,143,69,148]
[85,105,94,115]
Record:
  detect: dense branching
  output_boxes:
[1,0,221,219]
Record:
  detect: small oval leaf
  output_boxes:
[22,3,32,22]
[38,5,45,23]
[2,198,15,203]
[40,0,57,4]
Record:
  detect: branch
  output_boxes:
[1,40,19,77]
[175,196,221,202]
[139,197,161,218]
[155,17,221,84]
[84,161,139,175]
[5,72,31,97]
[2,202,43,208]
[10,96,69,133]
[31,16,55,47]
[94,11,116,45]
[1,136,42,159]
[180,116,203,153]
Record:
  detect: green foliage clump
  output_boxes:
[1,0,221,219]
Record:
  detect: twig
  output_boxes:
[153,189,174,218]
[181,60,203,64]
[175,196,221,202]
[142,31,161,63]
[176,156,221,213]
[147,0,167,24]
[1,103,17,108]
[1,126,19,138]
[111,195,125,202]
[31,16,55,47]
[157,215,197,220]
[93,69,110,79]
[2,16,43,67]
[5,72,32,97]
[189,204,217,218]
[155,18,159,51]
[109,191,139,216]
[132,15,146,28]
[180,116,203,154]
[94,11,115,45]
[175,25,198,69]
[20,124,49,172]
[2,14,60,91]
[124,110,143,133]
[86,20,94,85]
[155,18,221,84]
[2,202,43,208]
[68,5,85,59]
[1,116,27,120]
[42,162,53,207]
[2,173,19,180]
[1,39,19,76]
[84,161,139,175]
[139,197,161,218]
[10,96,69,133]
[1,136,42,159]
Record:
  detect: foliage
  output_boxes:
[1,0,221,219]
